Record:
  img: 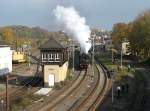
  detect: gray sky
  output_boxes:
[0,0,150,31]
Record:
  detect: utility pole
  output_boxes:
[111,68,116,104]
[6,75,8,111]
[112,76,114,103]
[112,49,114,64]
[92,36,95,76]
[67,38,71,62]
[67,46,70,62]
[88,35,95,77]
[15,30,18,51]
[1,99,4,111]
[121,46,123,69]
[28,41,31,67]
[72,40,75,74]
[6,74,17,111]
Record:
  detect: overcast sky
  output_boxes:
[0,0,150,31]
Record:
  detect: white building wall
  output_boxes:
[0,47,12,75]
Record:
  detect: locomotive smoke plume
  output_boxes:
[53,5,91,53]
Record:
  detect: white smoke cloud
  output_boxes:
[53,5,91,53]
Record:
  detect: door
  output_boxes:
[48,74,54,86]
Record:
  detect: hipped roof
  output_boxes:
[39,37,65,50]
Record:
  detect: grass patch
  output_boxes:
[95,53,130,82]
[96,52,146,111]
[66,67,74,81]
[11,93,43,111]
[0,84,5,91]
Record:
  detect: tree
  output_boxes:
[111,23,128,49]
[0,28,15,44]
[128,10,150,58]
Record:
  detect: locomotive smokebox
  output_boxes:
[79,53,90,70]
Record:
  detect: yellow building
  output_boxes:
[39,38,68,87]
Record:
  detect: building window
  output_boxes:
[47,54,50,61]
[42,53,60,63]
[52,54,55,60]
[54,54,56,60]
[42,53,48,62]
[49,54,53,60]
[43,53,47,59]
[48,53,55,61]
[56,53,59,60]
[42,54,43,60]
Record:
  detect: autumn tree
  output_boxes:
[0,27,15,44]
[128,10,150,58]
[111,23,128,49]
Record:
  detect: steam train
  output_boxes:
[79,53,91,70]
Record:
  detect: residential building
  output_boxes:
[0,41,12,75]
[122,41,131,55]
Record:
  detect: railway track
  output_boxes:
[26,70,84,111]
[29,69,88,111]
[58,64,100,111]
[68,63,110,111]
[45,65,93,111]
[34,61,111,111]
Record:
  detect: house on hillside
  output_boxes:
[39,38,68,87]
[122,41,131,55]
[0,41,12,75]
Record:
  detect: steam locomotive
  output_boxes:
[79,53,90,70]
